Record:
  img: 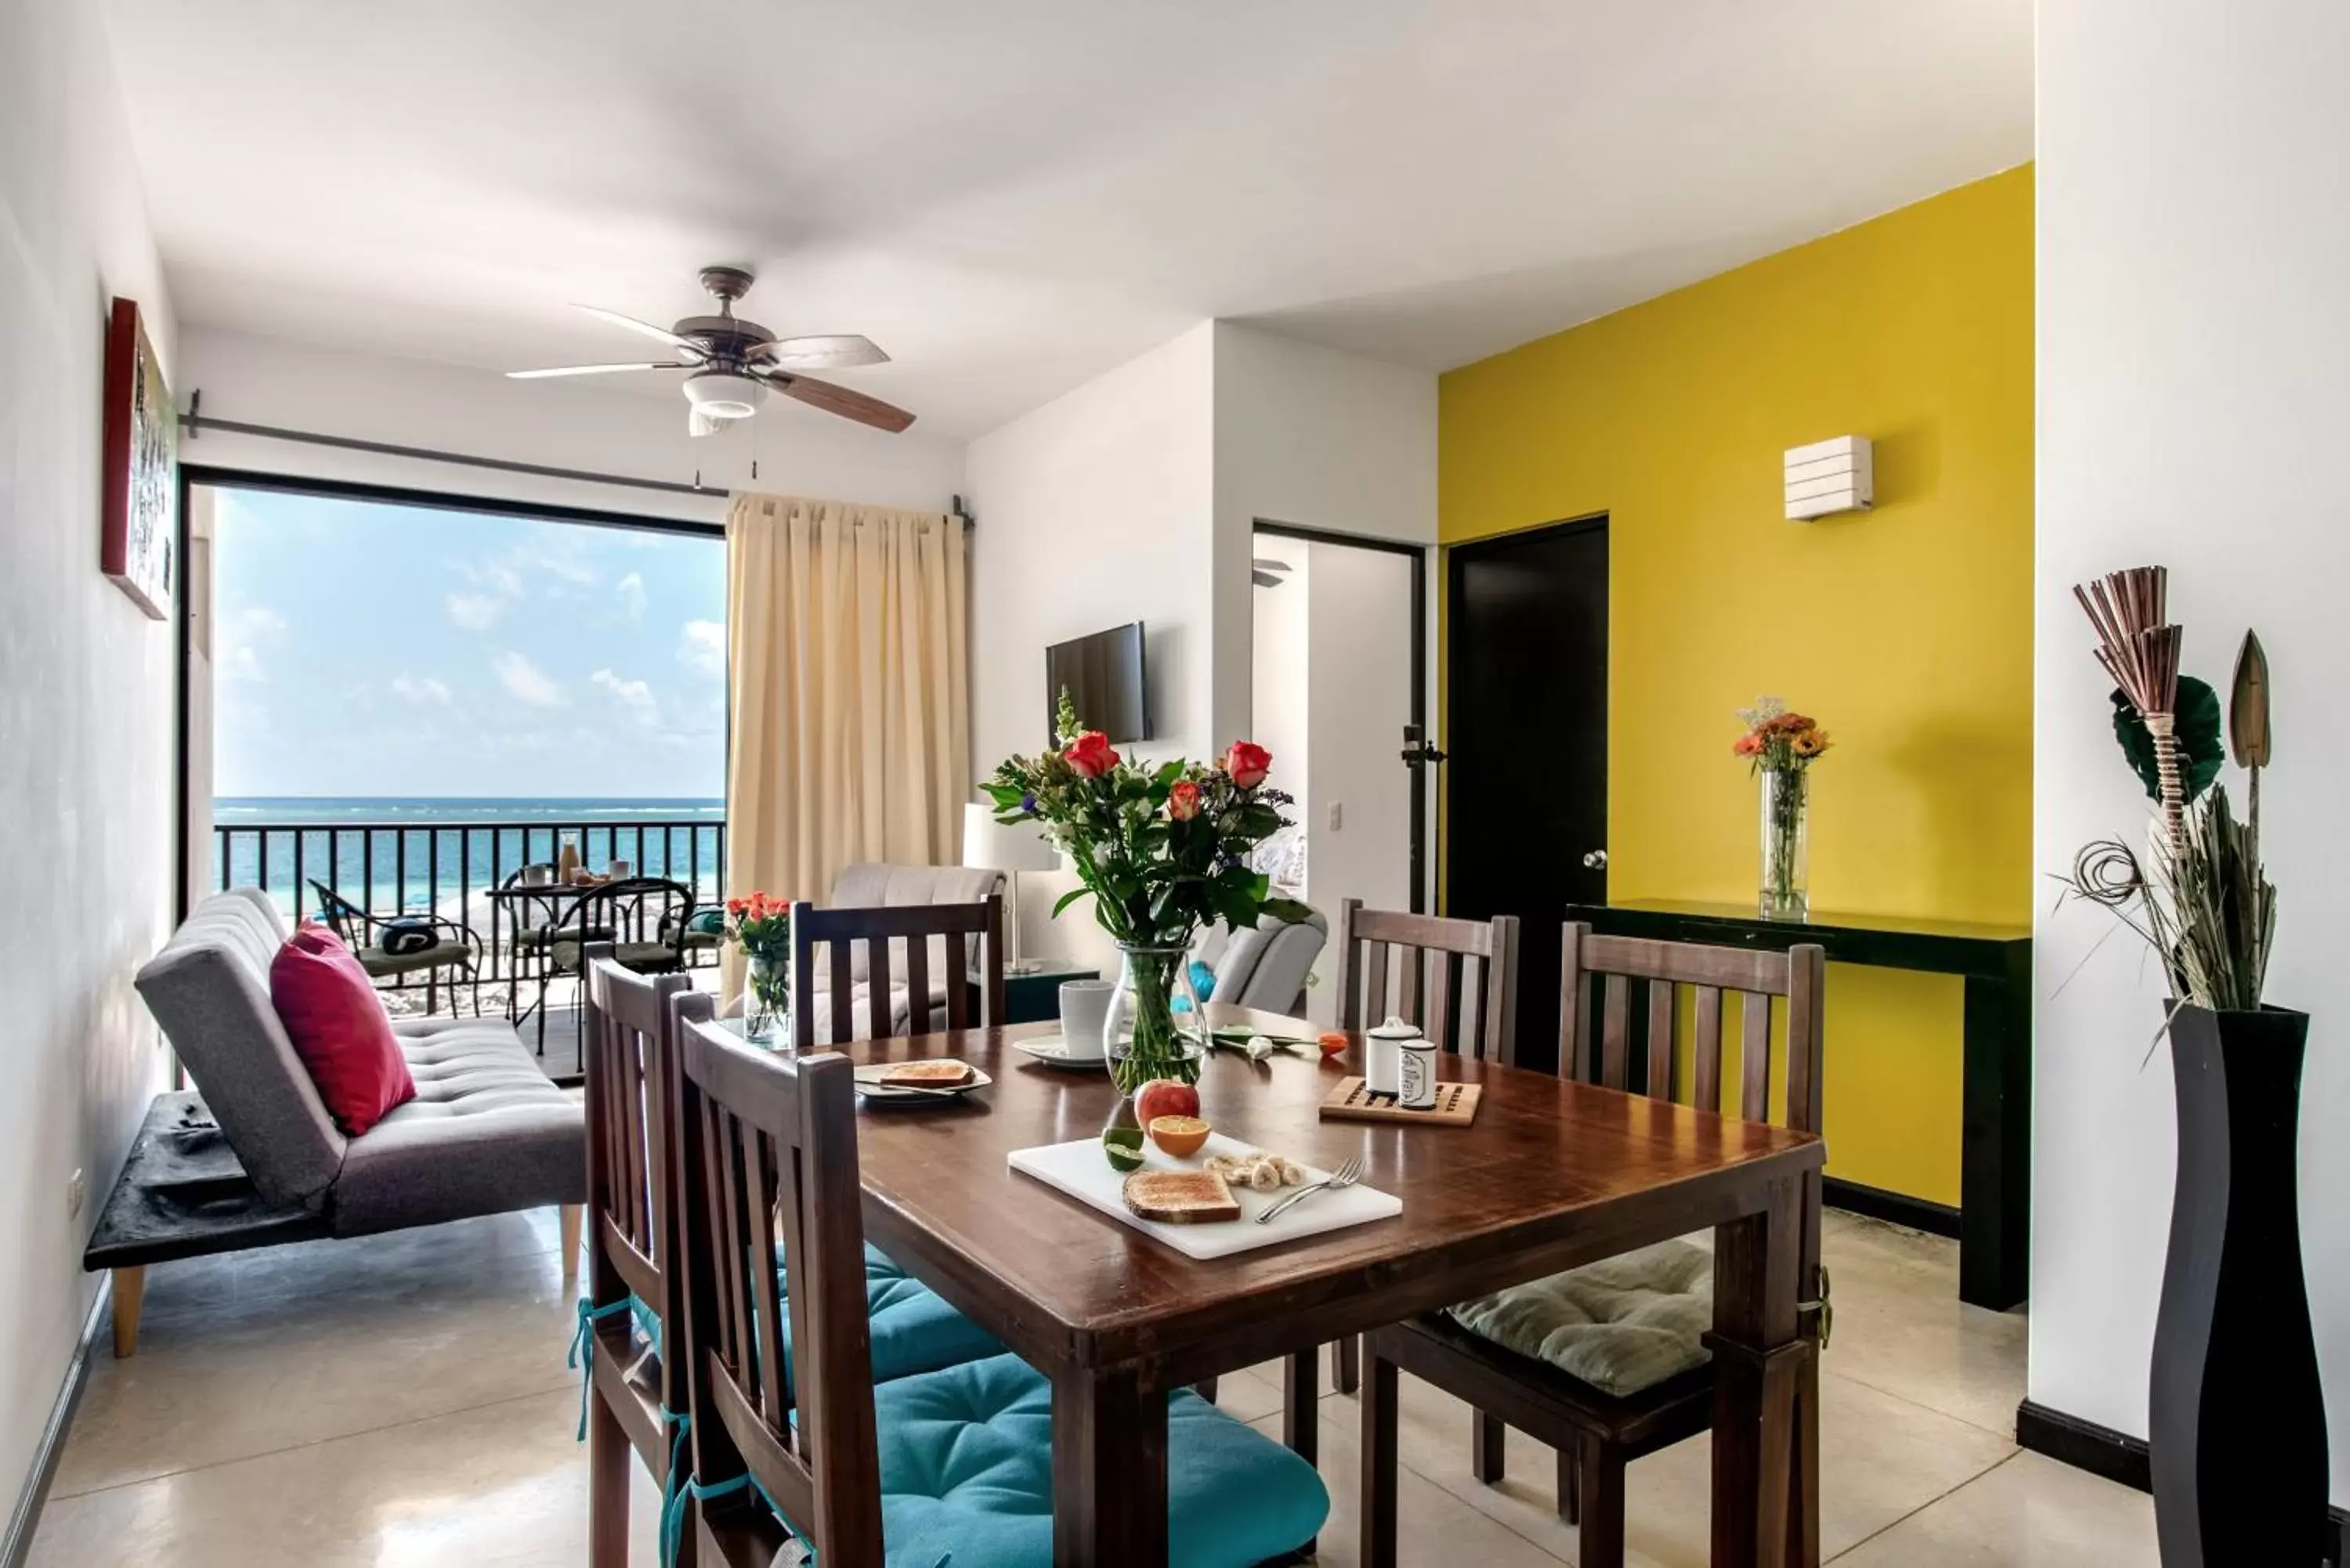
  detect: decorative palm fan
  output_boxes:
[507,266,914,437]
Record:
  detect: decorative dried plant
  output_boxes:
[2062,573,2276,1015]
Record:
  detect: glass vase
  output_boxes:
[1759,767,1811,920]
[1099,942,1204,1169]
[743,952,789,1044]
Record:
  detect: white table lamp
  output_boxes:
[963,802,1060,973]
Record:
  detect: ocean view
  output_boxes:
[214,797,727,923]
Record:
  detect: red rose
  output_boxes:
[1064,730,1120,779]
[1167,780,1202,821]
[726,898,746,915]
[1222,740,1271,789]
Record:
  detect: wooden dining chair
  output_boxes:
[1325,898,1523,1393]
[788,894,1006,1049]
[1360,923,1828,1568]
[665,995,1331,1568]
[579,949,695,1568]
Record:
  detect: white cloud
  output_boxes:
[389,674,453,705]
[446,591,504,632]
[616,572,647,622]
[219,607,288,683]
[494,651,566,708]
[678,619,726,679]
[592,667,659,724]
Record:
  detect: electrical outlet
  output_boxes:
[1326,801,1343,831]
[67,1168,85,1220]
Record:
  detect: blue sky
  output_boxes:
[211,489,725,799]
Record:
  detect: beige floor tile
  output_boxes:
[59,1241,581,1497]
[1816,1212,2028,1438]
[1246,1409,1568,1567]
[1313,1356,2011,1566]
[1829,1451,2157,1566]
[31,1389,665,1568]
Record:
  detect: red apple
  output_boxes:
[1133,1078,1200,1128]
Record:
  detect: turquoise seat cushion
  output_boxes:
[856,1243,1004,1382]
[624,1245,1000,1384]
[870,1352,1329,1568]
[1444,1237,1714,1397]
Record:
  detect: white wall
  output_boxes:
[964,320,1434,970]
[1209,321,1437,753]
[965,324,1218,970]
[1251,547,1311,841]
[0,0,179,1510]
[2034,0,2350,1499]
[179,326,967,526]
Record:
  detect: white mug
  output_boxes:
[1365,1015,1422,1099]
[1397,1035,1439,1109]
[609,858,633,880]
[522,863,552,887]
[1058,980,1115,1060]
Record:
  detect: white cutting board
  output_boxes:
[1007,1133,1402,1260]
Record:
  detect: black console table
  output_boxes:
[1565,898,2030,1311]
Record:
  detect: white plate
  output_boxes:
[1008,1133,1402,1260]
[851,1060,992,1104]
[1011,1033,1108,1071]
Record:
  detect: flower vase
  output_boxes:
[743,953,789,1044]
[1759,766,1810,920]
[1099,943,1203,1169]
[2149,1003,2327,1566]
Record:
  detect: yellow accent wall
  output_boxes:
[1438,166,2034,1205]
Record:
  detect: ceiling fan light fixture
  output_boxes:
[682,369,769,421]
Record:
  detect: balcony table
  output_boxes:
[793,1002,1824,1568]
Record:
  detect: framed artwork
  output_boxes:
[101,296,176,620]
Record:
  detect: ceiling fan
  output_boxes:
[506,266,915,437]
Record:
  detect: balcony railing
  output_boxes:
[212,815,726,988]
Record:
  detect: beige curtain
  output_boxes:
[723,493,969,988]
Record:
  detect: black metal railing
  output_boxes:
[212,815,727,989]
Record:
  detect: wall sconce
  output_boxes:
[1784,435,1873,520]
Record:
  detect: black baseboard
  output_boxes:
[1,1279,109,1568]
[2017,1399,2347,1566]
[1823,1176,1961,1239]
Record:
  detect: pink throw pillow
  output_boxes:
[269,923,415,1136]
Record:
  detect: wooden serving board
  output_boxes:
[1318,1077,1483,1126]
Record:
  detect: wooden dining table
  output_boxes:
[830,1003,1824,1568]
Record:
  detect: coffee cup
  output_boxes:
[609,858,633,880]
[1058,979,1115,1060]
[1397,1033,1440,1109]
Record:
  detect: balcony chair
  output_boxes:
[306,879,483,1016]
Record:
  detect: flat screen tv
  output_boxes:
[1046,622,1149,746]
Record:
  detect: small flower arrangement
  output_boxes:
[1734,697,1832,771]
[725,892,793,1039]
[1737,697,1831,919]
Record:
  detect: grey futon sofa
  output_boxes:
[88,888,586,1354]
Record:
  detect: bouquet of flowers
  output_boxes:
[985,692,1308,1107]
[725,892,793,1039]
[1736,697,1831,919]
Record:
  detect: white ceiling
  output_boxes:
[102,1,2031,440]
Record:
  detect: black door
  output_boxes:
[1444,516,1607,1071]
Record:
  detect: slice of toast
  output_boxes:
[879,1059,974,1088]
[1123,1169,1241,1224]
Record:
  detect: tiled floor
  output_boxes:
[31,1208,2155,1566]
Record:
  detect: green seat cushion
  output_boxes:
[356,945,471,977]
[870,1352,1329,1568]
[1445,1238,1713,1398]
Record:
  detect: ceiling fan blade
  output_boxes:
[754,334,891,370]
[576,304,700,351]
[505,361,685,380]
[765,372,916,433]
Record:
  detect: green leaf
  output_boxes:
[1262,896,1314,925]
[1050,886,1094,919]
[2110,677,2225,803]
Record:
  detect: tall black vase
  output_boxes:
[2150,1004,2328,1566]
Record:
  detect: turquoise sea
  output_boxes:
[213,797,726,925]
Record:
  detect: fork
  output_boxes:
[1255,1157,1364,1224]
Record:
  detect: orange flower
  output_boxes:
[1791,729,1828,757]
[1734,733,1764,757]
